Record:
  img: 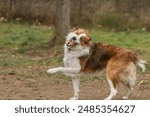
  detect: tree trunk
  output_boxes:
[6,0,13,18]
[50,0,70,46]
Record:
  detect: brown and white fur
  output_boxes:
[47,28,146,100]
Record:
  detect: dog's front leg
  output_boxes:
[47,67,80,74]
[70,77,80,100]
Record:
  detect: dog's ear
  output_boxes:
[79,29,86,35]
[72,28,86,35]
[80,35,92,42]
[86,35,91,41]
[80,35,92,47]
[70,27,78,32]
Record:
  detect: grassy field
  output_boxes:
[0,21,150,75]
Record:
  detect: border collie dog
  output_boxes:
[47,28,146,100]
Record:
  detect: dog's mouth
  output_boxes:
[66,42,79,50]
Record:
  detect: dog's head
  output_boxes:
[65,28,91,50]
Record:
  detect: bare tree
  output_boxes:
[50,0,70,45]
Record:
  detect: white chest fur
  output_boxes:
[62,45,90,77]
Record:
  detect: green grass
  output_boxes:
[0,21,58,69]
[0,21,52,50]
[0,21,149,74]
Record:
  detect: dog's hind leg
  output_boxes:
[105,79,117,100]
[122,84,133,100]
[70,77,80,100]
[122,63,136,100]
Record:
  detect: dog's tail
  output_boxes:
[137,59,147,72]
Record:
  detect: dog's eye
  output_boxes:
[80,36,83,41]
[72,36,76,40]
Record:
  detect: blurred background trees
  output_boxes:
[0,0,150,31]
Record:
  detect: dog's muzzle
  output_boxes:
[66,41,78,48]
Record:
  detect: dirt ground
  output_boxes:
[0,66,149,100]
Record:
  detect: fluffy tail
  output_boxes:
[137,59,146,72]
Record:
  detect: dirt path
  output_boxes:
[0,67,149,100]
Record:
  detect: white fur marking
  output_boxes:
[137,59,146,72]
[47,32,90,75]
[70,77,80,100]
[47,67,81,74]
[105,79,117,100]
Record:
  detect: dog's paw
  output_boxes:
[47,68,58,74]
[122,96,128,100]
[69,97,78,100]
